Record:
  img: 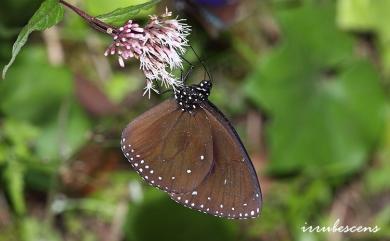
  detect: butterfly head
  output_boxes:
[174,80,213,112]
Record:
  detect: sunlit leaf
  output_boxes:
[2,0,64,79]
[337,0,390,76]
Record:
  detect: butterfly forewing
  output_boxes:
[170,101,262,219]
[121,99,214,194]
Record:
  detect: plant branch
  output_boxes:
[59,0,117,35]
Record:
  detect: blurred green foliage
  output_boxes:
[1,0,389,241]
[245,3,386,178]
[125,189,238,241]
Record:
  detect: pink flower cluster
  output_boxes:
[104,9,190,97]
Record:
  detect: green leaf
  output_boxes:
[2,0,64,79]
[96,0,160,26]
[20,217,62,241]
[3,119,40,161]
[3,160,26,215]
[364,107,390,194]
[245,4,386,177]
[35,101,91,161]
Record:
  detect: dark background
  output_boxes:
[0,0,389,240]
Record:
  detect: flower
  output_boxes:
[104,20,145,67]
[104,9,191,97]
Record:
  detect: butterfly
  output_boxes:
[120,69,262,219]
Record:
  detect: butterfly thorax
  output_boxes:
[174,80,212,112]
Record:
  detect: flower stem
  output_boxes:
[59,0,117,35]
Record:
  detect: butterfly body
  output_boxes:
[121,80,262,219]
[175,80,212,112]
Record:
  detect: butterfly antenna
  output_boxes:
[189,45,213,82]
[183,65,194,82]
[181,56,194,68]
[180,59,195,84]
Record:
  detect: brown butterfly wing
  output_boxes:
[170,101,262,219]
[121,99,214,194]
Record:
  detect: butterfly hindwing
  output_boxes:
[170,101,262,219]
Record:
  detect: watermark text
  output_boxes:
[301,219,380,233]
